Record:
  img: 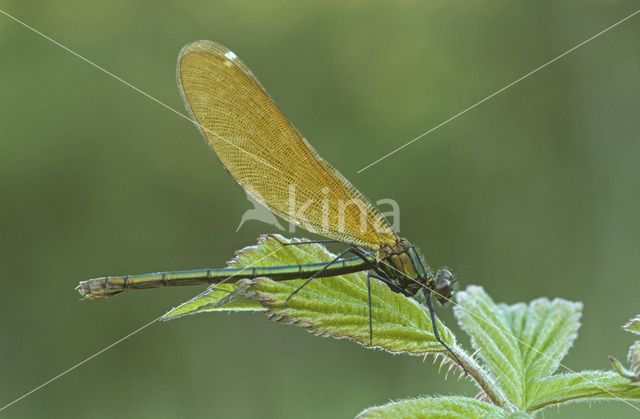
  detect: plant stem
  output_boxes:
[448,345,515,411]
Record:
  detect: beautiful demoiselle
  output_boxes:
[76,40,460,364]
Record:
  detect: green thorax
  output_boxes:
[377,238,431,296]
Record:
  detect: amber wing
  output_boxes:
[176,40,396,249]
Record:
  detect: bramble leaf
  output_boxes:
[508,298,581,380]
[162,282,263,320]
[356,396,516,419]
[528,370,640,411]
[244,236,455,353]
[623,315,640,335]
[455,286,582,410]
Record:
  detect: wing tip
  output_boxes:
[176,40,240,84]
[178,40,233,61]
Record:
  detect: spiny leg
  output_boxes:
[366,272,374,345]
[365,271,398,346]
[424,288,469,376]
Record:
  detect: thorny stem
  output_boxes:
[444,345,515,412]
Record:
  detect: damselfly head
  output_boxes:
[434,268,455,305]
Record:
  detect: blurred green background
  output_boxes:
[1,1,639,417]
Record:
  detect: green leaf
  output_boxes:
[510,298,581,379]
[246,240,455,354]
[454,286,582,410]
[162,282,263,321]
[356,396,515,419]
[527,370,640,412]
[163,235,455,354]
[509,299,582,407]
[623,315,640,335]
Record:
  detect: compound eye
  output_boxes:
[436,269,454,282]
[434,269,455,304]
[435,278,451,294]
